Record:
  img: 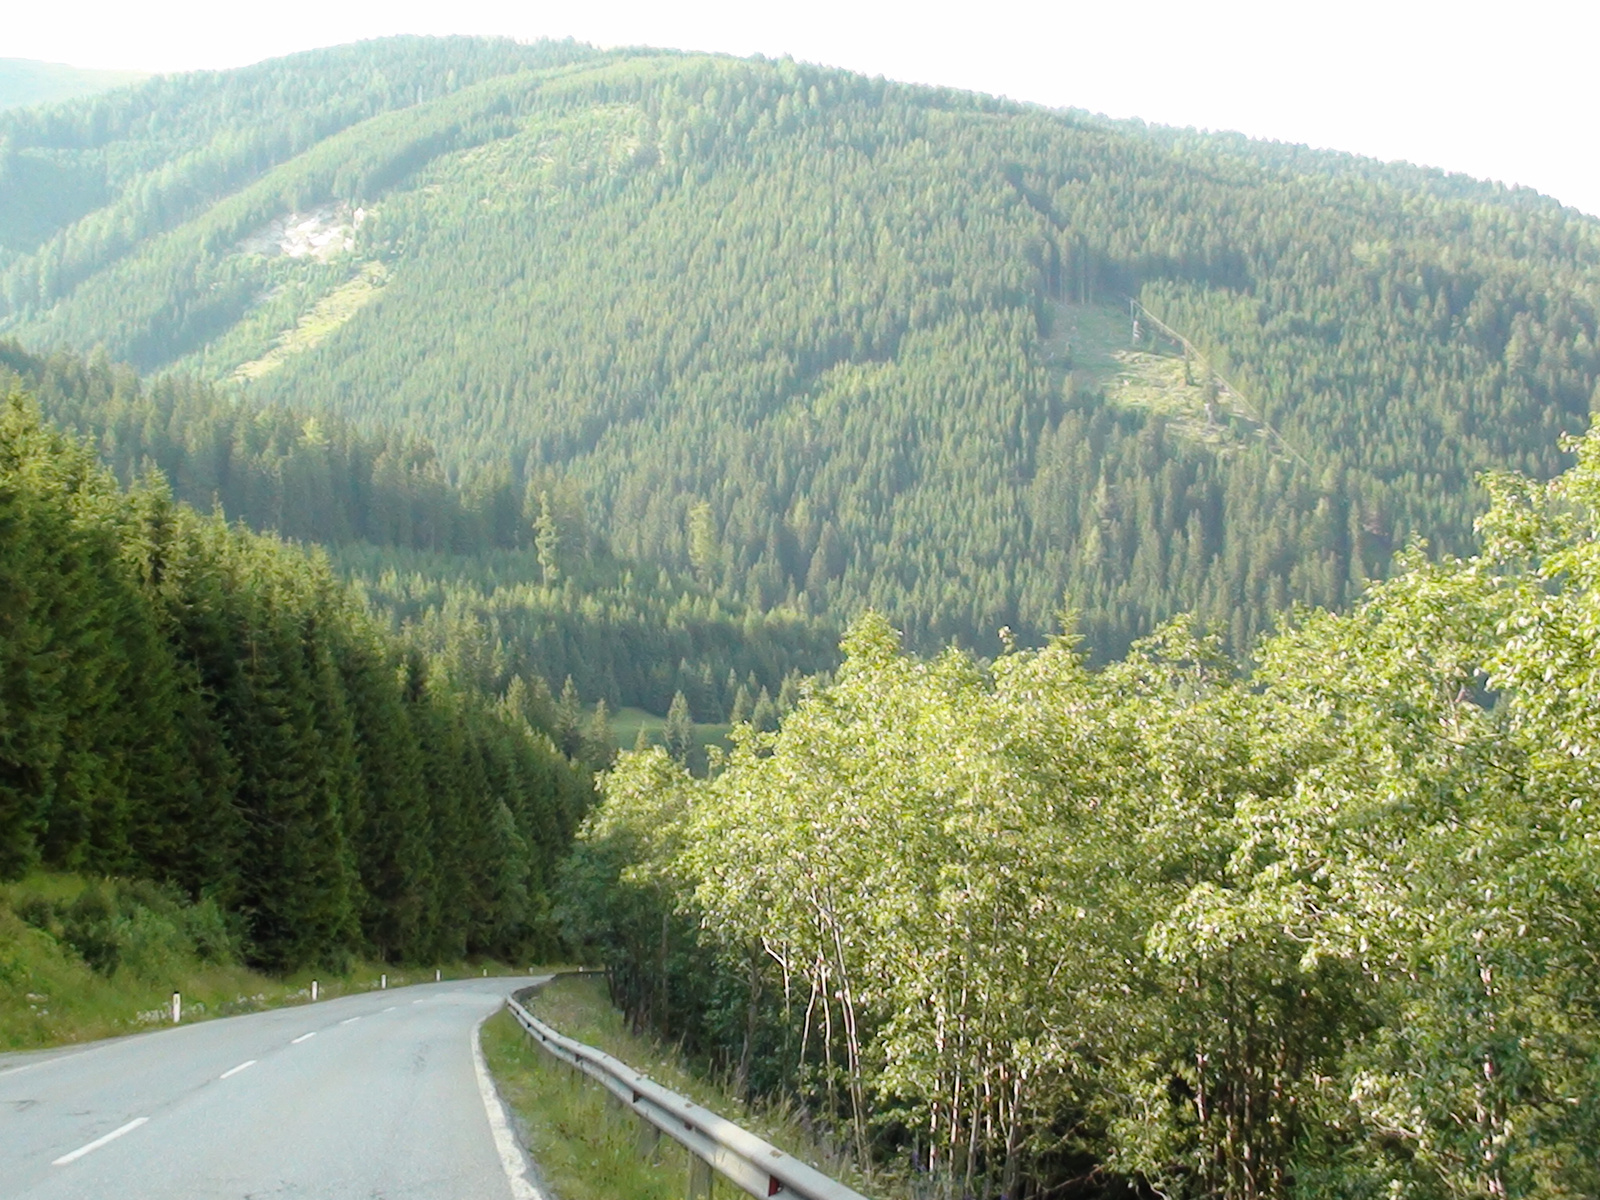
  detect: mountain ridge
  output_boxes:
[3,38,1597,658]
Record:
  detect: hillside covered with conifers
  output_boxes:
[0,384,590,970]
[4,38,1596,659]
[0,342,836,721]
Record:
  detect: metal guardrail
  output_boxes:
[505,991,869,1200]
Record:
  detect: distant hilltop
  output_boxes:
[0,57,148,111]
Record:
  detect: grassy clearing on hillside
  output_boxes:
[1043,300,1265,451]
[233,260,388,380]
[610,706,732,755]
[1042,299,1131,378]
[0,874,540,1053]
[482,974,899,1200]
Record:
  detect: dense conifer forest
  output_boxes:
[0,342,837,718]
[0,383,591,969]
[5,40,1598,657]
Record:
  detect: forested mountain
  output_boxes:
[0,59,146,112]
[0,341,519,551]
[5,40,1597,657]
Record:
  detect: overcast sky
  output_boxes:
[8,0,1597,218]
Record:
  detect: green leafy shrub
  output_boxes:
[61,886,120,975]
[10,878,239,981]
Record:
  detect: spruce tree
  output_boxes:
[555,675,584,760]
[663,690,695,768]
[582,699,615,770]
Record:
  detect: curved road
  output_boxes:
[0,977,546,1199]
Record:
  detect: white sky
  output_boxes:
[6,0,1598,218]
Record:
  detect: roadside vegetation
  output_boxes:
[482,974,893,1200]
[0,388,591,976]
[563,429,1600,1198]
[0,873,538,1052]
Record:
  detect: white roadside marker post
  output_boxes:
[171,992,181,1024]
[311,979,319,1002]
[381,973,387,990]
[435,968,441,982]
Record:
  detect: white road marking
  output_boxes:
[472,1016,546,1200]
[219,1060,257,1079]
[52,1117,148,1165]
[382,1006,396,1013]
[412,999,425,1005]
[340,1017,360,1025]
[290,1032,316,1045]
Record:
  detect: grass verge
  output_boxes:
[482,974,900,1199]
[0,873,545,1053]
[481,1005,689,1200]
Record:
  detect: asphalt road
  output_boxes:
[0,977,547,1199]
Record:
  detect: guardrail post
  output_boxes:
[687,1154,714,1199]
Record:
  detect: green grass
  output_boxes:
[0,873,543,1053]
[611,706,733,755]
[482,974,901,1200]
[1043,300,1266,452]
[482,1007,689,1200]
[233,261,388,381]
[608,706,659,749]
[1043,299,1135,378]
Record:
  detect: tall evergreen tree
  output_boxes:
[663,689,694,768]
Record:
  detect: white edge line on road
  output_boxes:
[52,1116,148,1165]
[220,1060,257,1079]
[290,1032,316,1045]
[340,1017,360,1025]
[472,1015,546,1200]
